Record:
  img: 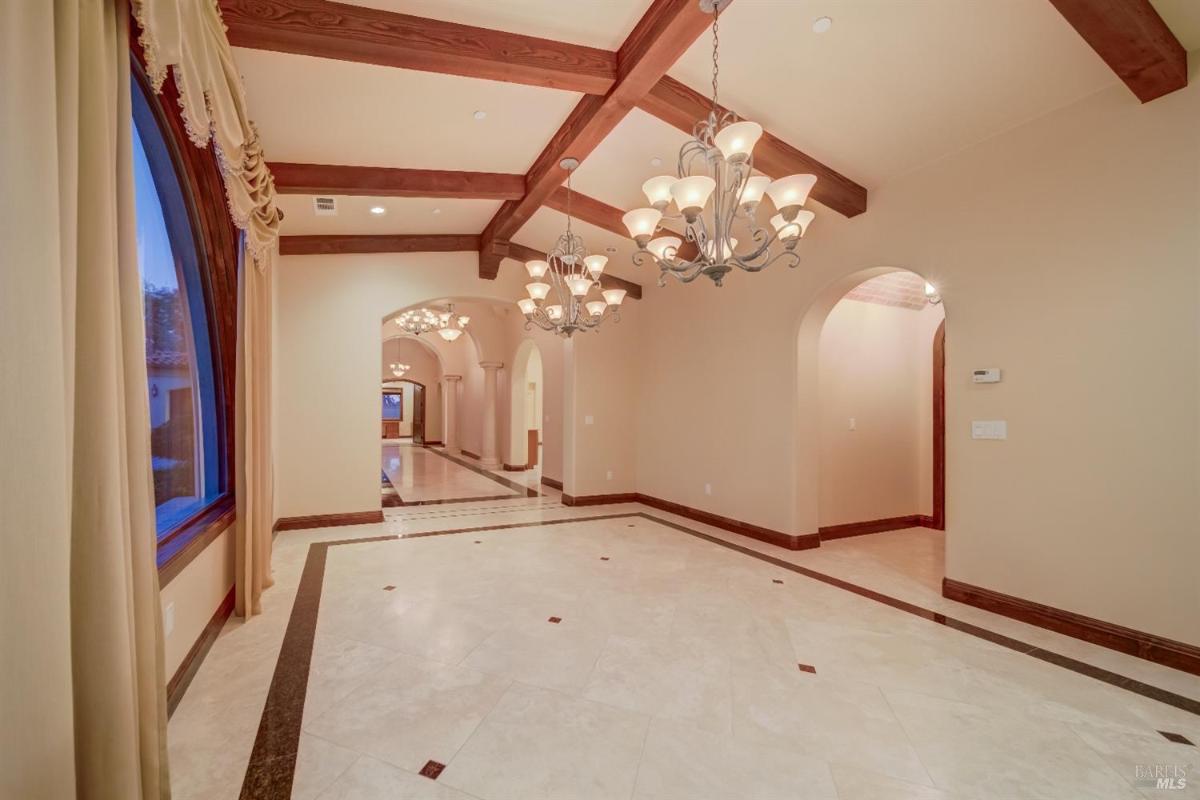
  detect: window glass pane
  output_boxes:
[132,95,223,540]
[382,393,402,420]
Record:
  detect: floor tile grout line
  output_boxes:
[878,686,943,792]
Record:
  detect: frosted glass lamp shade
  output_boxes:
[438,327,463,342]
[586,300,607,317]
[714,120,762,162]
[703,237,737,260]
[647,236,681,261]
[526,282,551,300]
[766,174,817,217]
[602,288,627,306]
[525,259,550,278]
[584,254,607,278]
[622,208,663,246]
[925,281,937,298]
[670,176,716,220]
[457,315,470,327]
[642,175,676,209]
[567,277,593,297]
[546,304,564,321]
[770,209,814,240]
[740,175,771,207]
[517,298,537,315]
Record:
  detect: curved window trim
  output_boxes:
[131,56,239,585]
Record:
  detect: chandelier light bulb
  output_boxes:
[740,175,771,208]
[622,208,663,247]
[714,120,763,163]
[584,254,608,278]
[766,174,818,218]
[567,277,593,297]
[770,209,814,241]
[438,327,463,342]
[526,282,551,300]
[602,288,627,306]
[525,259,550,278]
[517,298,537,315]
[585,300,607,317]
[546,304,564,321]
[457,315,470,327]
[642,175,676,210]
[670,176,717,221]
[647,236,682,261]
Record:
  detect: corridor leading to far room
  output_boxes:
[382,441,543,507]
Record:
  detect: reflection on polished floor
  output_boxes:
[381,442,540,506]
[168,454,1200,800]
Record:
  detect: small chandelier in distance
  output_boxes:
[390,362,410,378]
[622,0,817,287]
[435,304,470,342]
[394,304,470,341]
[517,158,627,337]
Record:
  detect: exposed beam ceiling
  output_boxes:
[270,163,526,200]
[218,0,617,94]
[506,242,642,300]
[279,234,479,256]
[478,0,717,279]
[639,77,869,217]
[1046,0,1187,103]
[545,187,626,238]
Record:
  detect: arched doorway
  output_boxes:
[508,339,544,472]
[796,268,947,561]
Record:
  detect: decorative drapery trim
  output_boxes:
[131,0,282,264]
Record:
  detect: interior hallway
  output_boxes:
[381,442,542,506]
[168,452,1200,800]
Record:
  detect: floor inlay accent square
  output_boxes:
[772,579,784,584]
[548,616,562,624]
[382,585,395,591]
[1158,730,1195,745]
[797,663,817,674]
[600,556,610,561]
[419,760,446,780]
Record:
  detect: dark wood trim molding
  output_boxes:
[639,76,868,217]
[269,163,526,200]
[541,476,564,491]
[280,233,479,256]
[273,510,385,531]
[943,578,1200,676]
[460,449,481,461]
[634,493,820,551]
[1045,0,1187,103]
[167,586,235,717]
[562,492,638,507]
[423,440,444,447]
[502,463,529,472]
[218,0,617,94]
[158,497,237,586]
[931,320,946,530]
[819,514,923,541]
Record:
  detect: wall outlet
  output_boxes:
[584,415,594,425]
[704,483,712,496]
[848,417,856,431]
[164,602,175,636]
[971,420,1008,440]
[606,470,613,480]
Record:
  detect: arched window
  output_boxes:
[131,71,230,567]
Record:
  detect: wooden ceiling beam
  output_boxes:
[506,242,642,300]
[269,163,526,200]
[1045,0,1186,103]
[478,0,718,279]
[218,0,617,94]
[279,234,480,256]
[639,77,868,217]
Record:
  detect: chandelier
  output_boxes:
[517,158,627,337]
[389,362,410,378]
[394,304,470,341]
[621,1,817,287]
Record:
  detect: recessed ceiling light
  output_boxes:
[605,246,618,254]
[813,16,832,33]
[432,208,442,215]
[369,206,386,215]
[473,110,487,120]
[650,157,663,168]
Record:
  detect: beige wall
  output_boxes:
[159,526,235,677]
[636,66,1200,645]
[818,297,943,525]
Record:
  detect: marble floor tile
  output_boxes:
[314,755,476,800]
[829,764,959,800]
[292,734,362,800]
[459,616,612,694]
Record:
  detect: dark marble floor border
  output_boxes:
[238,510,1200,799]
[381,445,539,507]
[423,446,540,498]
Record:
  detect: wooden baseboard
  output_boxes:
[943,578,1200,676]
[819,514,923,540]
[423,440,443,446]
[541,476,564,491]
[634,493,819,551]
[502,463,528,472]
[915,514,939,529]
[167,586,235,717]
[561,492,638,507]
[460,449,481,460]
[273,510,385,532]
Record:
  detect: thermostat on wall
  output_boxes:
[972,368,1001,384]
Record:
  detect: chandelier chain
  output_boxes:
[710,4,720,116]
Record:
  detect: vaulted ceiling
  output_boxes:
[224,0,1195,295]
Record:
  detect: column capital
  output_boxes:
[442,374,462,383]
[479,361,504,370]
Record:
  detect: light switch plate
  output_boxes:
[584,415,594,425]
[164,602,175,636]
[971,420,1007,440]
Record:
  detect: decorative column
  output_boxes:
[479,362,503,468]
[442,374,462,454]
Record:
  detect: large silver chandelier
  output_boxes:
[394,304,470,341]
[517,158,627,337]
[622,1,817,287]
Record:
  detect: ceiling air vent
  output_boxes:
[313,196,337,216]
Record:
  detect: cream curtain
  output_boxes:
[132,0,283,616]
[1,1,169,797]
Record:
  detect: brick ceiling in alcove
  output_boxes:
[844,271,928,311]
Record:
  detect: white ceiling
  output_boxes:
[514,207,648,285]
[1151,0,1200,49]
[275,195,502,236]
